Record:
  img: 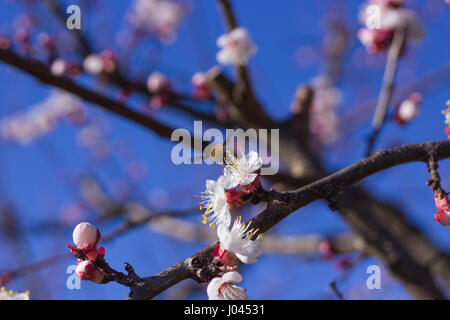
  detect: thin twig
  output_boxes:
[330,281,345,300]
[366,27,407,156]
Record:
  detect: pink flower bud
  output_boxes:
[100,49,116,73]
[68,222,104,261]
[73,222,100,249]
[0,36,10,50]
[445,126,450,139]
[0,272,13,287]
[212,243,240,266]
[75,260,104,283]
[434,193,450,226]
[225,189,244,210]
[191,72,210,100]
[394,93,421,125]
[147,72,170,93]
[147,72,172,108]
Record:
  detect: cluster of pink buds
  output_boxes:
[191,72,210,100]
[357,0,422,54]
[146,71,172,108]
[68,222,106,283]
[393,92,421,125]
[434,193,450,226]
[83,50,117,75]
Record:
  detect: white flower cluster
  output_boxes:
[199,151,263,228]
[216,27,257,66]
[0,287,29,300]
[198,150,264,300]
[127,0,185,44]
[0,90,84,145]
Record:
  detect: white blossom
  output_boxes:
[0,287,29,300]
[216,27,257,66]
[224,151,262,188]
[198,175,234,228]
[127,0,185,43]
[207,271,248,300]
[217,216,262,264]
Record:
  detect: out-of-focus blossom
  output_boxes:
[68,222,105,261]
[83,50,117,75]
[147,71,172,108]
[75,259,104,283]
[358,0,423,54]
[127,0,185,43]
[224,151,262,192]
[191,72,210,100]
[0,272,13,287]
[318,240,335,260]
[198,175,234,228]
[394,92,421,125]
[0,287,29,300]
[147,71,170,92]
[127,159,148,181]
[50,58,67,76]
[216,27,257,66]
[148,188,169,210]
[14,28,29,46]
[434,193,450,226]
[0,36,10,50]
[38,32,56,50]
[0,90,84,144]
[207,271,248,300]
[58,202,86,226]
[99,49,117,73]
[76,126,111,161]
[307,76,341,146]
[213,216,262,265]
[83,54,104,75]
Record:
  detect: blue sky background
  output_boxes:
[0,0,449,300]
